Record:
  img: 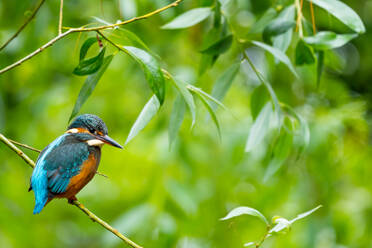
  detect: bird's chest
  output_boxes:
[58,148,101,198]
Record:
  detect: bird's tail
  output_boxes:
[33,197,47,214]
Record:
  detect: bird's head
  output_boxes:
[67,114,123,149]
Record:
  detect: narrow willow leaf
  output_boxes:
[168,96,186,149]
[249,8,277,34]
[295,39,315,65]
[282,104,310,149]
[124,46,165,104]
[172,79,196,127]
[252,41,298,78]
[251,84,270,120]
[245,103,272,152]
[272,5,295,53]
[263,19,295,44]
[125,95,160,145]
[188,85,227,111]
[244,242,255,247]
[290,205,322,223]
[73,47,106,76]
[199,26,223,74]
[220,206,269,225]
[79,37,98,61]
[303,32,357,50]
[69,55,113,122]
[161,7,212,29]
[211,62,240,109]
[193,90,221,137]
[200,35,233,55]
[309,0,365,33]
[264,129,293,181]
[269,217,291,234]
[316,51,324,88]
[116,28,152,53]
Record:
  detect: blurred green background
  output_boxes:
[0,0,371,247]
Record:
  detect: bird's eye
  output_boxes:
[89,128,95,134]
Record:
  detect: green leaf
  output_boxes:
[269,217,291,234]
[272,5,295,53]
[79,37,98,61]
[295,40,315,65]
[199,26,223,74]
[187,85,227,111]
[251,84,270,120]
[303,31,357,50]
[200,35,233,55]
[309,0,365,33]
[125,95,160,145]
[252,41,298,78]
[168,96,186,148]
[171,79,196,127]
[116,28,152,53]
[290,205,322,223]
[123,46,165,104]
[249,8,277,34]
[211,62,240,109]
[161,7,212,29]
[263,19,295,44]
[245,103,273,152]
[193,90,221,138]
[73,47,106,76]
[220,206,269,226]
[316,50,324,88]
[69,55,113,122]
[264,129,293,181]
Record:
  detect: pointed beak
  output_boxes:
[97,135,123,149]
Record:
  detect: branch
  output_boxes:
[0,0,183,75]
[0,0,46,51]
[0,133,139,247]
[58,0,64,35]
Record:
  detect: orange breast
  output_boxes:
[55,153,99,200]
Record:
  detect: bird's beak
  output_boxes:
[97,135,123,149]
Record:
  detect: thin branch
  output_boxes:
[309,0,316,34]
[0,0,46,51]
[8,138,41,152]
[0,133,141,247]
[58,0,64,35]
[0,0,183,75]
[0,30,74,75]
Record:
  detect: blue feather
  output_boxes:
[31,135,66,214]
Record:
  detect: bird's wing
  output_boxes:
[39,134,90,194]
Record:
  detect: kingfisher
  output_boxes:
[29,114,122,214]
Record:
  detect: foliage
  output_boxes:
[0,0,371,247]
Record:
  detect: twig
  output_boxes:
[0,134,134,245]
[7,138,41,152]
[309,0,316,34]
[58,0,64,35]
[0,0,183,75]
[0,0,46,51]
[295,0,304,38]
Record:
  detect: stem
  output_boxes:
[309,0,316,34]
[0,0,46,51]
[295,0,304,38]
[0,134,135,246]
[0,0,183,75]
[7,138,41,152]
[58,0,64,35]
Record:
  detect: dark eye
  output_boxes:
[89,128,95,134]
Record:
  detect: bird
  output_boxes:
[29,114,123,214]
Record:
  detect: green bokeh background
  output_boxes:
[1,0,372,247]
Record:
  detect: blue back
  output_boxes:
[31,134,90,214]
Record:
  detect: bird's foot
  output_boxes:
[67,196,77,204]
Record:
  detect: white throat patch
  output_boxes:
[86,139,105,147]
